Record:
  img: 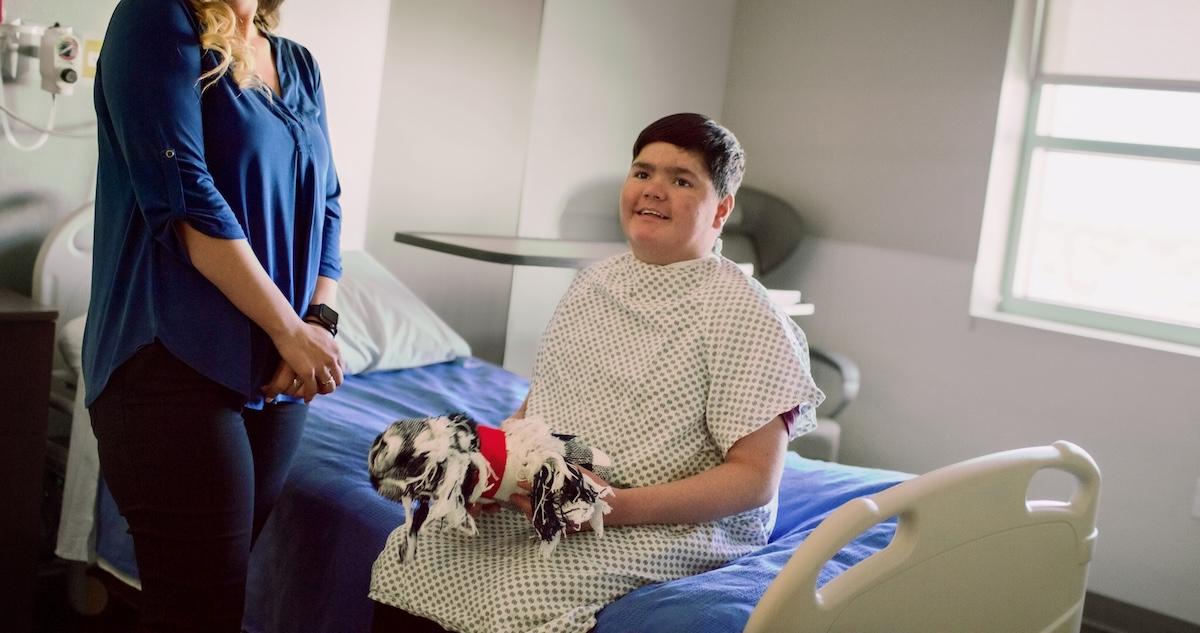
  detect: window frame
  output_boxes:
[988,0,1200,351]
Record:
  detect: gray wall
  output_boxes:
[725,0,1200,623]
[364,0,738,372]
[502,0,737,377]
[0,0,115,294]
[364,0,544,364]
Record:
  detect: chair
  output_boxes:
[794,348,859,462]
[721,187,859,462]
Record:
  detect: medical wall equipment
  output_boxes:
[0,1,97,151]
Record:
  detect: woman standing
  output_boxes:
[83,0,344,630]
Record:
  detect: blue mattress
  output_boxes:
[96,357,910,633]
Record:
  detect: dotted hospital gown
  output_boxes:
[370,251,824,633]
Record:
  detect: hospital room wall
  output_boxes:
[362,0,738,372]
[362,0,543,364]
[0,0,113,295]
[722,0,1200,624]
[0,0,389,293]
[274,0,391,252]
[503,0,738,376]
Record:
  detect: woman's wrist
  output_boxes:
[310,275,339,306]
[266,314,308,343]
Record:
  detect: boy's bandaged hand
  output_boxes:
[369,414,613,560]
[509,467,612,534]
[466,500,504,518]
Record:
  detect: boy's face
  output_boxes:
[619,142,733,265]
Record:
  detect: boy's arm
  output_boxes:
[602,416,789,525]
[510,416,789,526]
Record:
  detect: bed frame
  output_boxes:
[35,207,1100,632]
[746,440,1100,633]
[33,202,94,345]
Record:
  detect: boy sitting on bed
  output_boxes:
[369,113,824,633]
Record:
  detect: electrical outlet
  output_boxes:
[1193,478,1200,520]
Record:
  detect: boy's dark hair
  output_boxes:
[632,113,745,198]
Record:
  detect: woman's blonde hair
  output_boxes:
[189,0,283,93]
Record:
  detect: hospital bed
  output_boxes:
[37,206,1100,633]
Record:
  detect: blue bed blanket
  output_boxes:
[96,358,910,633]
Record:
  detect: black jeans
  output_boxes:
[371,602,450,632]
[90,342,307,633]
[371,603,603,633]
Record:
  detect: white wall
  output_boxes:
[360,0,739,373]
[503,0,739,377]
[276,0,390,252]
[0,0,115,294]
[363,0,543,364]
[726,0,1200,623]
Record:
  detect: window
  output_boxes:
[977,0,1200,351]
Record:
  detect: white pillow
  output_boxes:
[335,250,471,374]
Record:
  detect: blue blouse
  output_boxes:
[83,0,342,406]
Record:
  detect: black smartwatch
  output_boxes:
[303,303,339,337]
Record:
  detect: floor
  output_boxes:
[33,562,137,633]
[28,553,1122,633]
[31,566,1116,633]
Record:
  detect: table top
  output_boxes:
[0,288,57,323]
[779,303,815,317]
[394,232,628,269]
[393,231,814,315]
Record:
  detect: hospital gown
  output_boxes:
[369,251,824,633]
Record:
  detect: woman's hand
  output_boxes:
[174,225,344,403]
[262,321,344,402]
[262,361,299,403]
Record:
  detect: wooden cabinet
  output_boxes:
[0,288,57,633]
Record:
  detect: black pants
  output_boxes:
[370,603,599,633]
[371,602,450,632]
[89,342,307,633]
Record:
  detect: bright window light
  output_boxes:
[1037,85,1200,149]
[1014,150,1200,328]
[988,0,1200,350]
[1042,0,1200,82]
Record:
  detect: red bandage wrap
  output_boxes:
[475,425,508,499]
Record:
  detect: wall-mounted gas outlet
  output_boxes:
[83,38,100,79]
[1193,477,1200,520]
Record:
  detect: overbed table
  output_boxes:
[393,231,814,315]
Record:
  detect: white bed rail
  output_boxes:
[745,440,1100,633]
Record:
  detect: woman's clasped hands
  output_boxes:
[262,318,344,403]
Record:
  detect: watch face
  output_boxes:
[317,304,338,325]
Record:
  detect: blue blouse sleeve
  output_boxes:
[99,0,246,258]
[313,66,343,280]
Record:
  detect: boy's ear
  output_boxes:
[712,194,734,229]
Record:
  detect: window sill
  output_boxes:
[968,304,1200,360]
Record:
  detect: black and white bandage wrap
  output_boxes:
[368,413,613,562]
